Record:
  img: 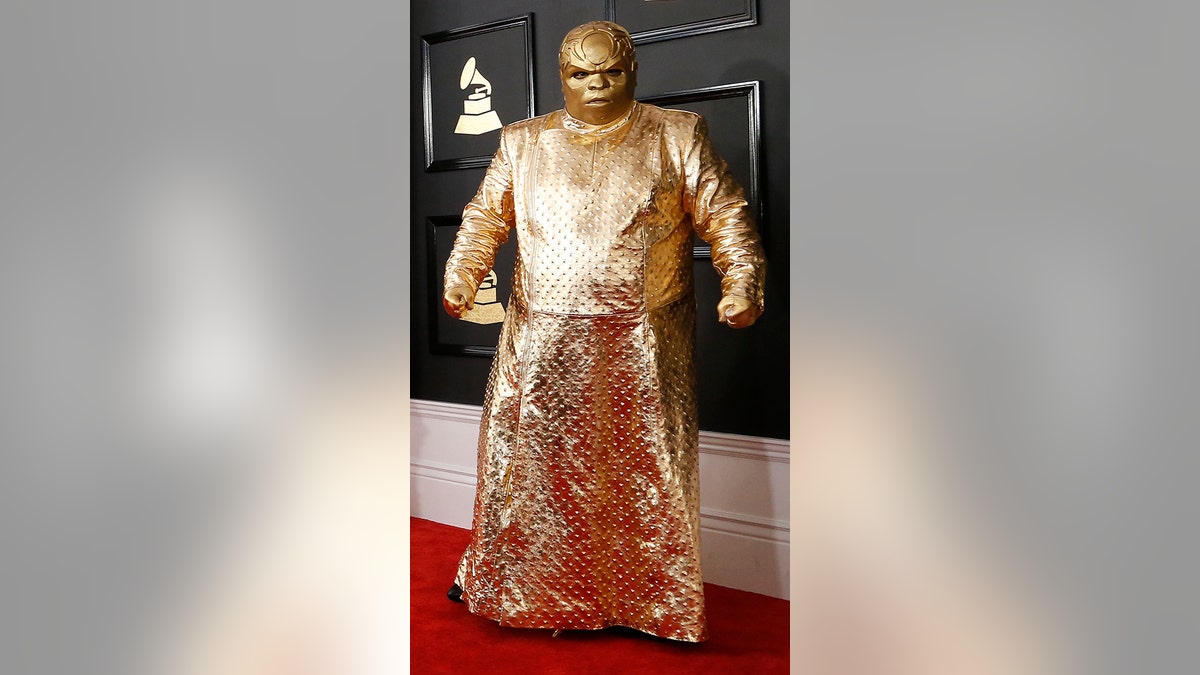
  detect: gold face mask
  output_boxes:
[558,22,637,126]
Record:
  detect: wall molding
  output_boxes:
[410,398,790,461]
[700,506,790,544]
[410,457,477,486]
[410,457,790,545]
[698,429,790,463]
[410,398,486,425]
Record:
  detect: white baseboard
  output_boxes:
[410,399,790,599]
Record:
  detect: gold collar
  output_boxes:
[561,104,635,137]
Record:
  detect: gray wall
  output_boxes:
[795,4,1198,675]
[2,2,411,673]
[410,1,791,440]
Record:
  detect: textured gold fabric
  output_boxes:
[444,102,765,642]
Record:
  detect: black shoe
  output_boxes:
[447,584,464,603]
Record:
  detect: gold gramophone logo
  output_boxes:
[454,57,503,135]
[461,269,506,324]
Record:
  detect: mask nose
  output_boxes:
[588,74,609,90]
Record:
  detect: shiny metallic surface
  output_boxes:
[443,102,765,642]
[558,22,638,126]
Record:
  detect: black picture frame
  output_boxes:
[641,81,763,259]
[427,215,517,357]
[604,0,756,44]
[421,15,535,172]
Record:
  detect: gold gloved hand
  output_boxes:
[443,284,476,318]
[717,296,759,329]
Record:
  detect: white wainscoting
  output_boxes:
[410,399,790,599]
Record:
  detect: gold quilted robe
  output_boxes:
[444,102,765,642]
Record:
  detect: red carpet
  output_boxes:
[410,517,789,674]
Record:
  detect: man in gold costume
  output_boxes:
[441,21,766,642]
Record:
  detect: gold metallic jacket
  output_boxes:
[445,102,765,642]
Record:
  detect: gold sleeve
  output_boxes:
[684,117,767,313]
[443,130,517,295]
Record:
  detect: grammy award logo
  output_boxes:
[461,269,505,324]
[454,57,503,135]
